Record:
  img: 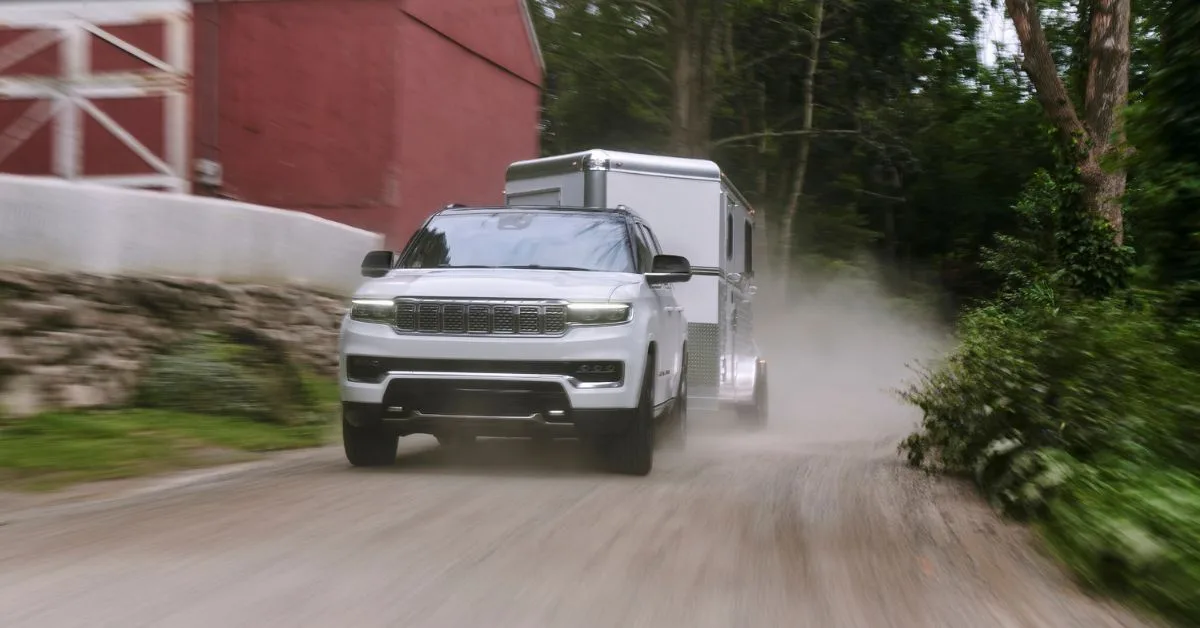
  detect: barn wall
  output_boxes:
[0,17,171,178]
[390,10,542,244]
[403,0,543,86]
[194,0,400,229]
[0,0,543,250]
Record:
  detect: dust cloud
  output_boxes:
[754,267,952,445]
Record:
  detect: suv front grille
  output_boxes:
[393,299,568,336]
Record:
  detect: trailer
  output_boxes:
[504,149,768,425]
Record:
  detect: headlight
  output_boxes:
[566,302,632,325]
[350,298,396,325]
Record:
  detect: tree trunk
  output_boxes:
[668,0,725,158]
[668,0,695,156]
[1004,0,1131,243]
[777,0,824,296]
[1081,0,1131,241]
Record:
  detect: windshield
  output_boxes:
[397,210,636,272]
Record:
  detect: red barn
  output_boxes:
[0,0,544,247]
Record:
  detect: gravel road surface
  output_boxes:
[0,419,1155,628]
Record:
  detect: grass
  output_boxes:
[0,377,342,492]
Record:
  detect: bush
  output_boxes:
[1044,463,1200,624]
[899,290,1200,623]
[135,330,329,426]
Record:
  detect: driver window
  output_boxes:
[638,224,662,255]
[633,226,654,272]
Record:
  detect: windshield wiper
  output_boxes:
[434,264,499,269]
[497,265,595,272]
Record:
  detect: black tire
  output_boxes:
[604,356,656,476]
[660,350,688,450]
[343,419,399,467]
[737,360,769,429]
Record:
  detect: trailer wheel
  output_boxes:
[603,357,656,476]
[343,419,399,467]
[737,359,769,429]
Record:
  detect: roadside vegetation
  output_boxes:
[0,332,339,491]
[533,0,1199,623]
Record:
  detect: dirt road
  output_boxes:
[0,288,1158,628]
[0,420,1155,628]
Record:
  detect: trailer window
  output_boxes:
[744,219,754,275]
[725,213,734,261]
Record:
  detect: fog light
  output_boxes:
[570,361,624,383]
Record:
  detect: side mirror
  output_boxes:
[360,250,396,278]
[646,254,692,284]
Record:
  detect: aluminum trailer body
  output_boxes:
[504,149,767,420]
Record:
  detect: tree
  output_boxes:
[667,0,729,157]
[776,0,824,294]
[1003,0,1132,242]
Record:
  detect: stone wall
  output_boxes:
[0,268,348,418]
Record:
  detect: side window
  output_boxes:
[744,219,754,275]
[633,225,653,272]
[639,224,662,255]
[725,211,734,261]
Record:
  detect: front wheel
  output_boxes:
[660,351,688,450]
[343,420,399,467]
[602,358,656,476]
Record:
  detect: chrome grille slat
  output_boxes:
[493,306,516,334]
[396,303,417,331]
[442,304,466,333]
[391,299,569,337]
[467,305,490,333]
[518,306,540,334]
[417,304,440,332]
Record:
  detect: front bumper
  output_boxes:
[338,318,648,437]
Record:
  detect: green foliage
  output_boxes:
[901,291,1200,622]
[531,0,1050,290]
[135,331,328,426]
[0,408,333,491]
[1125,0,1200,320]
[982,166,1134,302]
[1043,463,1200,624]
[903,95,1200,618]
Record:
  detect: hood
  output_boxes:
[354,268,642,301]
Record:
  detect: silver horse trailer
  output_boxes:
[504,149,768,425]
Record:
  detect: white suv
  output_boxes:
[338,205,691,476]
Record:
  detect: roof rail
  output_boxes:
[443,203,468,209]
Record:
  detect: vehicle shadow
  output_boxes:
[381,437,609,478]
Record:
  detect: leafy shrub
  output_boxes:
[135,331,329,426]
[899,291,1200,623]
[902,293,1200,499]
[1045,463,1200,625]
